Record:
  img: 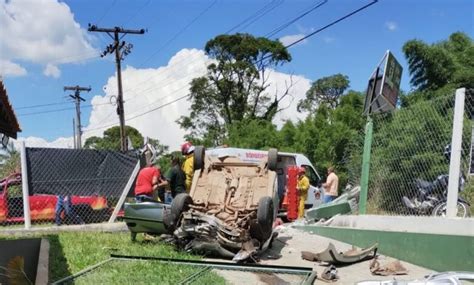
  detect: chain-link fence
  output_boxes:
[56,258,314,285]
[347,89,473,217]
[0,147,139,227]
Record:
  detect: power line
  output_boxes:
[16,101,69,110]
[17,102,109,117]
[264,0,328,38]
[137,0,217,67]
[236,0,284,32]
[123,0,152,26]
[96,0,118,24]
[225,0,283,34]
[284,0,378,49]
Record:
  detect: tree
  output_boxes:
[297,73,350,112]
[84,126,144,151]
[0,142,20,178]
[403,32,474,92]
[179,33,292,146]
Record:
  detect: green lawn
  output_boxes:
[0,232,225,284]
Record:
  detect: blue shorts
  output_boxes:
[323,195,336,204]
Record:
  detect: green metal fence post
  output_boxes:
[359,117,373,214]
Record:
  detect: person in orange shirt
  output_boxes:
[322,166,339,203]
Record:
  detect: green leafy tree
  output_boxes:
[403,32,474,93]
[225,119,281,150]
[179,33,292,146]
[297,73,350,112]
[0,142,20,178]
[84,126,144,151]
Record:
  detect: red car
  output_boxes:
[0,173,109,224]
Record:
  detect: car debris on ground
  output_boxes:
[301,242,378,265]
[320,264,339,282]
[370,257,408,276]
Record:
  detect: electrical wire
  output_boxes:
[123,0,152,26]
[236,0,284,33]
[225,0,283,34]
[264,0,328,38]
[95,0,118,25]
[284,0,378,49]
[17,102,110,117]
[16,101,70,110]
[137,0,218,67]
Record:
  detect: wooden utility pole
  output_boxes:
[64,85,91,149]
[88,24,145,152]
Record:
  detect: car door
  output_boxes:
[302,165,323,208]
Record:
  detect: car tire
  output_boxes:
[251,196,274,242]
[194,146,205,170]
[166,193,193,229]
[267,148,278,171]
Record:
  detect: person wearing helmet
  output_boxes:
[297,167,310,218]
[322,166,339,203]
[181,142,195,193]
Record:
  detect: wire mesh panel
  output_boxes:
[0,148,139,227]
[69,259,312,285]
[355,90,473,217]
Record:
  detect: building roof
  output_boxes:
[0,79,21,139]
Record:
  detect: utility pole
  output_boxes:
[73,118,76,149]
[64,85,91,149]
[88,24,145,152]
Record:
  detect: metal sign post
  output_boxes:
[359,50,403,214]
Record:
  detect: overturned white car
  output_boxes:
[165,147,279,261]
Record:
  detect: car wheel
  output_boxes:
[167,193,193,229]
[194,146,205,170]
[267,148,278,171]
[251,196,274,242]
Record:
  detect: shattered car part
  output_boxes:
[170,147,280,261]
[370,257,408,276]
[302,243,378,265]
[321,265,339,282]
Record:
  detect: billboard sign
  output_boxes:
[364,50,403,115]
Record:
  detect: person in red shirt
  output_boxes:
[134,162,166,202]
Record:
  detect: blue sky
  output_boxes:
[1,0,473,148]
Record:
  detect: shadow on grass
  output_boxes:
[45,234,72,282]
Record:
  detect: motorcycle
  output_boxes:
[402,174,470,217]
[402,144,471,217]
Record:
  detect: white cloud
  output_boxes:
[0,59,27,77]
[385,21,398,31]
[84,49,210,151]
[279,34,307,46]
[43,63,61,78]
[13,137,74,149]
[0,0,97,78]
[84,48,312,151]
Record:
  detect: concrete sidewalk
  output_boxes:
[214,224,434,284]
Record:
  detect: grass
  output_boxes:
[0,232,226,284]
